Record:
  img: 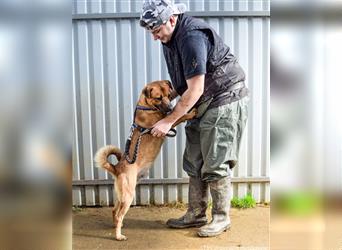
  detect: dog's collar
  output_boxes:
[132,105,157,134]
[135,105,158,111]
[132,105,176,136]
[136,105,170,116]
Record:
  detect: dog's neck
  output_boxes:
[134,96,165,128]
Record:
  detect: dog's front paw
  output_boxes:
[115,234,127,241]
[189,108,198,118]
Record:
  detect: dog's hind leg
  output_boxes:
[114,174,136,241]
[114,194,134,241]
[112,200,119,227]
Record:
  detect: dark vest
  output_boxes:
[162,14,248,107]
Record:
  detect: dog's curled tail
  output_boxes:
[94,145,122,175]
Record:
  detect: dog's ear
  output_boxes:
[143,86,151,98]
[166,80,173,90]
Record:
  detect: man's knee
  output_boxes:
[201,164,232,182]
[183,157,202,178]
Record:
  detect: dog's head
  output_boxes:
[142,80,174,114]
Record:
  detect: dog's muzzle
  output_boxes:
[157,102,173,115]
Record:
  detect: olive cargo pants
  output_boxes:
[183,97,249,181]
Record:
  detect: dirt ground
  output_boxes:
[73,205,269,250]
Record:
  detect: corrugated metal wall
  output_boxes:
[72,0,270,206]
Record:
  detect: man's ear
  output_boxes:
[169,15,177,27]
[143,86,151,98]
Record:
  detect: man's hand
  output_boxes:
[151,74,204,137]
[151,119,173,137]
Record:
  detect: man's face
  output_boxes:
[150,17,176,43]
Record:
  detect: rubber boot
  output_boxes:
[197,177,231,237]
[166,177,208,228]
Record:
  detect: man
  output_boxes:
[140,0,249,237]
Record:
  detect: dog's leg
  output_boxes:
[172,108,198,127]
[114,194,134,241]
[112,200,119,227]
[114,174,136,241]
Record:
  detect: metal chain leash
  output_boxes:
[124,128,151,164]
[124,125,176,164]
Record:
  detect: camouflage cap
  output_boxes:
[140,0,186,31]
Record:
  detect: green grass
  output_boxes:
[231,193,256,209]
[274,191,322,216]
[208,193,257,209]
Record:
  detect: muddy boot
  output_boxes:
[166,177,208,228]
[197,177,231,237]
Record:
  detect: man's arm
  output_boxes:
[164,74,204,123]
[151,74,204,137]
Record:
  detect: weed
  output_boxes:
[231,193,256,209]
[275,191,321,216]
[167,201,187,209]
[72,206,83,212]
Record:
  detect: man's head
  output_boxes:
[140,0,186,43]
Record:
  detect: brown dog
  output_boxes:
[95,80,197,241]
